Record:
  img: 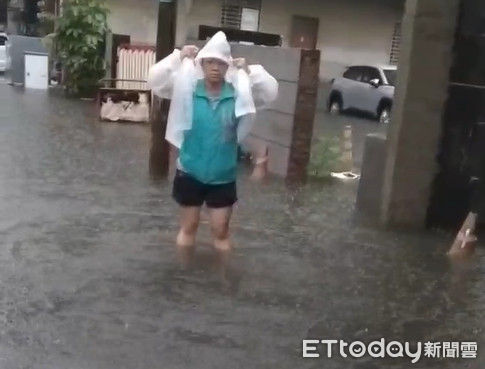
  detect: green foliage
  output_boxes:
[56,0,109,95]
[308,136,341,178]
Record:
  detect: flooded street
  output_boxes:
[0,85,483,369]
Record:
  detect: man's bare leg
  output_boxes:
[176,206,201,268]
[208,207,233,280]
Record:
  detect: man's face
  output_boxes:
[202,58,228,84]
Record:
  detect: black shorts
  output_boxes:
[172,170,237,208]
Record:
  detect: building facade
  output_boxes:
[105,0,404,81]
[5,0,59,36]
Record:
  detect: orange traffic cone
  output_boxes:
[330,125,360,180]
[340,125,353,172]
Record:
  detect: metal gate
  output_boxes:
[116,45,156,90]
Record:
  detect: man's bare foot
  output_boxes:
[215,248,231,288]
[177,244,195,269]
[176,231,196,269]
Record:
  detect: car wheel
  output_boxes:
[329,99,342,116]
[379,107,391,124]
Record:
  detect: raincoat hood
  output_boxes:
[195,31,232,65]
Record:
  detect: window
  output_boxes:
[361,67,381,83]
[390,21,401,65]
[221,1,242,29]
[343,67,361,81]
[344,67,382,84]
[240,8,259,31]
[0,35,7,46]
[383,69,397,86]
[221,0,261,30]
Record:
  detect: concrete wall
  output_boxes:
[380,0,460,228]
[105,0,158,44]
[177,0,404,81]
[231,45,303,176]
[356,133,387,225]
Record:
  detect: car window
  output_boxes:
[0,36,7,46]
[343,67,361,81]
[361,67,381,83]
[383,69,397,86]
[354,67,369,82]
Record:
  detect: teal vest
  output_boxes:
[179,80,238,184]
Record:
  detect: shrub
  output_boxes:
[56,0,108,96]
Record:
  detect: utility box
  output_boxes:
[24,52,48,89]
[5,35,47,85]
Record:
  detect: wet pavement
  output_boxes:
[0,85,484,369]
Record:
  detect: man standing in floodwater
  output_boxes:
[148,32,278,268]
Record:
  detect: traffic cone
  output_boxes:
[448,212,478,257]
[340,125,353,173]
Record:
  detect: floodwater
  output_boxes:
[0,85,483,369]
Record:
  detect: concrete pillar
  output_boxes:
[149,0,177,180]
[287,49,321,185]
[7,6,21,35]
[356,133,387,226]
[380,0,460,228]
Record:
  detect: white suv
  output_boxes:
[0,33,8,72]
[328,65,397,124]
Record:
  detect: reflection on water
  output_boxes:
[0,86,483,368]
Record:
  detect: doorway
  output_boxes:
[290,15,319,49]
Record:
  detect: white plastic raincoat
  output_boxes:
[147,31,279,148]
